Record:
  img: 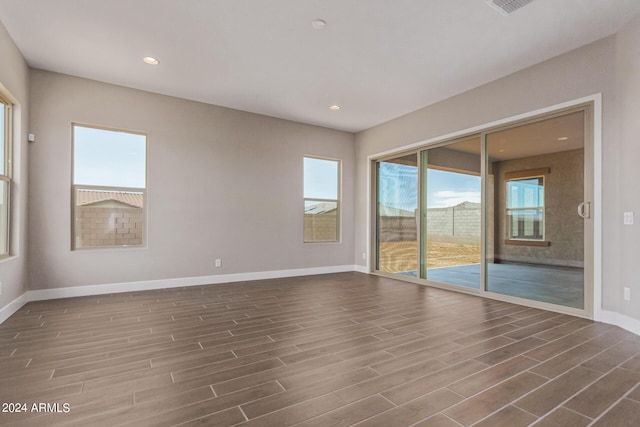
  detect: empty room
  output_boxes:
[1,1,640,426]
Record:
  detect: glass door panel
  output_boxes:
[485,111,585,309]
[376,154,419,276]
[420,137,482,288]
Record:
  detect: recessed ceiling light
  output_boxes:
[311,19,327,30]
[143,56,159,65]
[498,149,505,153]
[329,105,341,111]
[557,136,569,141]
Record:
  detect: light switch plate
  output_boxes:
[624,212,634,225]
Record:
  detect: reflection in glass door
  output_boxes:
[485,111,585,309]
[420,137,482,288]
[376,154,418,276]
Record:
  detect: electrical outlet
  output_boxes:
[624,287,631,301]
[0,281,3,295]
[215,259,222,268]
[362,252,366,260]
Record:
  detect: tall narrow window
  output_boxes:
[505,171,546,241]
[0,97,12,256]
[72,124,147,249]
[303,156,340,242]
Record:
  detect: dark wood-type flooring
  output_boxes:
[1,272,640,426]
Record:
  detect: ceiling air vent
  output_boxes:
[486,0,534,15]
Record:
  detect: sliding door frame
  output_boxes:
[373,150,421,275]
[368,94,601,320]
[478,105,593,315]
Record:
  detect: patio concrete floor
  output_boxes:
[401,263,584,309]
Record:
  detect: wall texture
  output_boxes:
[28,70,355,289]
[303,212,337,242]
[378,216,417,242]
[426,202,481,246]
[355,36,620,314]
[0,21,29,314]
[615,13,640,318]
[76,206,144,248]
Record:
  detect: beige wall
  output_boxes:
[492,149,584,268]
[28,70,355,289]
[0,21,29,311]
[615,13,640,317]
[355,36,623,314]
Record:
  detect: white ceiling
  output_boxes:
[0,0,638,132]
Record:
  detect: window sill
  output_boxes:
[71,245,148,253]
[504,239,550,247]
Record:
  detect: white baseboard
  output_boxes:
[354,264,369,274]
[0,292,29,324]
[600,309,640,336]
[0,264,359,324]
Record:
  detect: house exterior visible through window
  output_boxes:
[72,124,147,249]
[505,170,546,242]
[303,156,340,242]
[0,96,12,257]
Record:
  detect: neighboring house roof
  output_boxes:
[378,206,415,217]
[456,201,480,209]
[76,189,144,208]
[305,202,337,214]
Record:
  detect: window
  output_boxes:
[505,169,547,242]
[303,156,340,242]
[0,96,11,256]
[72,124,147,249]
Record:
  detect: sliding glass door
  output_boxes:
[374,107,591,313]
[485,112,586,309]
[376,153,418,276]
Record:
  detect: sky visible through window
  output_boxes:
[379,162,480,211]
[74,126,146,188]
[304,157,338,199]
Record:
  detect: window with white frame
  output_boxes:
[303,156,340,242]
[72,124,147,249]
[0,96,12,256]
[506,172,546,241]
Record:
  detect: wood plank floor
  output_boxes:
[1,272,640,426]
